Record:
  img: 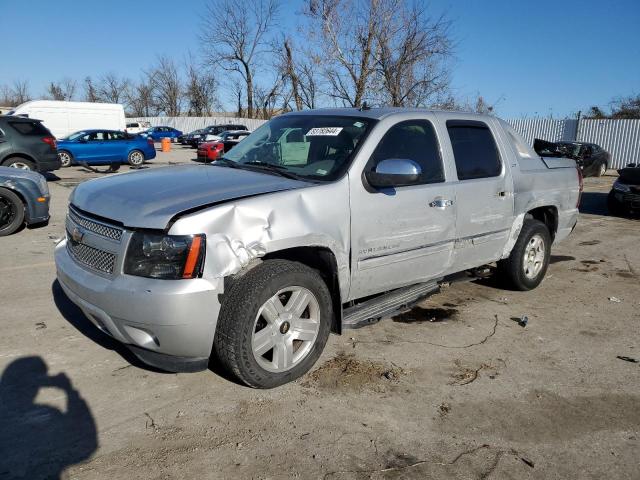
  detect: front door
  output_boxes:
[444,119,514,270]
[349,118,457,300]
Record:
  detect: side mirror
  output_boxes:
[365,158,422,188]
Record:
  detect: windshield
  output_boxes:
[222,115,374,181]
[65,131,87,141]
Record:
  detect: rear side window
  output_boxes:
[9,121,49,136]
[370,119,444,184]
[446,121,501,180]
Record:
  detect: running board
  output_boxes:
[342,282,440,329]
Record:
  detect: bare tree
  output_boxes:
[184,54,218,115]
[83,76,100,102]
[200,0,280,117]
[46,78,77,101]
[147,56,183,116]
[305,0,382,107]
[374,1,452,107]
[280,37,304,111]
[125,77,158,117]
[97,73,130,104]
[8,80,31,105]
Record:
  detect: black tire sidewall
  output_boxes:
[215,260,333,388]
[0,189,25,236]
[58,150,73,167]
[128,150,144,166]
[504,219,551,290]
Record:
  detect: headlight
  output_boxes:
[613,181,631,193]
[124,232,206,279]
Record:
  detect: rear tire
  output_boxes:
[127,149,144,167]
[595,162,607,177]
[58,150,73,168]
[3,157,35,171]
[497,219,551,291]
[214,260,333,388]
[0,188,25,236]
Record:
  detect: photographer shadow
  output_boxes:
[0,356,97,479]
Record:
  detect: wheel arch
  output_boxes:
[525,205,558,241]
[242,246,344,334]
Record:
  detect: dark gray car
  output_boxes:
[0,166,50,235]
[0,116,61,172]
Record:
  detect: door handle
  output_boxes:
[429,198,454,209]
[497,191,512,198]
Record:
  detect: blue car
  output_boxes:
[144,126,183,142]
[57,130,157,167]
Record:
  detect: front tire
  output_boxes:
[127,149,144,167]
[58,150,73,168]
[214,260,333,388]
[497,219,551,291]
[0,188,25,236]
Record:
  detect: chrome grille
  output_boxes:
[66,238,116,274]
[68,207,123,241]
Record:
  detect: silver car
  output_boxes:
[55,108,580,388]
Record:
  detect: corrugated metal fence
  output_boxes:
[130,116,267,133]
[132,116,640,170]
[506,118,640,169]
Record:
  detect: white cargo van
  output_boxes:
[6,100,126,139]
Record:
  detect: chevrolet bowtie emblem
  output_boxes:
[71,227,85,243]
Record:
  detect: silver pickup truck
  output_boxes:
[55,108,581,388]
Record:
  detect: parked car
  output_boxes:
[186,129,208,147]
[7,100,126,139]
[197,130,251,162]
[608,164,640,216]
[0,166,50,235]
[144,126,183,142]
[0,115,60,172]
[178,129,203,145]
[55,108,580,388]
[534,139,610,177]
[56,130,156,167]
[125,121,151,135]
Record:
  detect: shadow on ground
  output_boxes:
[0,357,97,479]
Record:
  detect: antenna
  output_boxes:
[359,101,371,111]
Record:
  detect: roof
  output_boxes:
[280,107,493,121]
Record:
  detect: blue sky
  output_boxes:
[2,0,639,118]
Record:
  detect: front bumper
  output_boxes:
[613,190,640,210]
[26,194,50,225]
[55,239,223,371]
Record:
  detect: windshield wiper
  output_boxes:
[210,157,242,169]
[241,161,304,180]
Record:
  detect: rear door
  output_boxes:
[106,131,130,161]
[444,119,514,270]
[349,117,457,299]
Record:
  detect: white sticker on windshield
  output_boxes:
[306,127,343,136]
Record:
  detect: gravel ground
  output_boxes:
[0,147,638,479]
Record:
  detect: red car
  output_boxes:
[197,141,224,162]
[197,130,250,163]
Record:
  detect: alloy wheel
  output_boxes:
[252,286,321,373]
[523,234,545,279]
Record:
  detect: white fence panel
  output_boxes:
[129,116,267,132]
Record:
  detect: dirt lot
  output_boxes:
[1,148,638,479]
